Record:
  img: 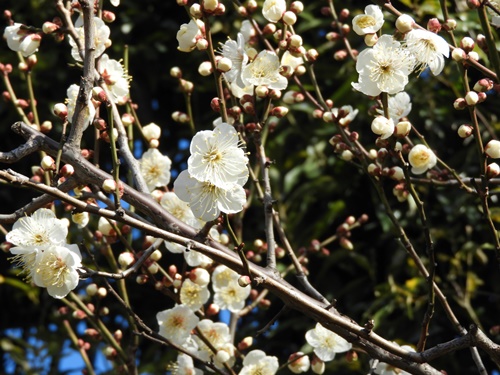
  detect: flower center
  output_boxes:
[204,149,222,163]
[168,315,185,328]
[356,15,376,29]
[39,254,69,287]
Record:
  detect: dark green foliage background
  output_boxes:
[1,0,500,374]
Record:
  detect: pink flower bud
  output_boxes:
[53,103,68,119]
[487,163,500,179]
[102,10,116,23]
[461,36,475,52]
[457,124,473,138]
[41,155,56,171]
[427,18,442,33]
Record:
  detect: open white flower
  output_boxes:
[139,148,172,192]
[157,304,200,346]
[6,208,68,250]
[4,23,41,56]
[176,353,203,375]
[352,35,414,96]
[180,279,210,311]
[381,92,412,122]
[371,116,394,139]
[98,54,129,103]
[194,319,231,361]
[408,144,437,175]
[404,29,449,75]
[212,266,251,312]
[222,33,249,88]
[69,16,110,62]
[305,323,352,362]
[188,123,248,189]
[174,170,246,222]
[239,350,279,375]
[352,5,384,36]
[241,50,288,91]
[66,84,96,130]
[262,0,286,23]
[177,19,203,52]
[33,244,82,299]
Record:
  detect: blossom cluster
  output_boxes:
[6,208,82,299]
[174,122,249,221]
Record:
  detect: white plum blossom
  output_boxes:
[221,33,249,88]
[408,144,437,175]
[98,54,129,103]
[378,92,412,122]
[6,208,68,250]
[69,16,110,62]
[180,279,210,311]
[240,20,254,42]
[352,5,384,36]
[174,171,246,221]
[241,50,288,91]
[262,0,286,23]
[188,123,248,188]
[239,350,279,375]
[194,319,232,361]
[177,19,203,52]
[404,29,449,75]
[372,344,416,375]
[139,148,172,192]
[305,323,352,362]
[156,304,200,346]
[4,23,41,56]
[371,116,395,139]
[212,266,251,312]
[352,35,414,96]
[32,244,82,299]
[176,353,203,375]
[66,84,96,130]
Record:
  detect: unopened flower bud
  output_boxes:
[461,37,475,52]
[41,155,56,171]
[396,14,414,33]
[341,150,353,161]
[467,0,480,9]
[102,10,116,23]
[196,38,208,50]
[215,350,230,364]
[333,50,348,61]
[270,106,288,118]
[288,352,310,374]
[190,268,210,287]
[444,18,457,31]
[42,21,60,34]
[451,48,466,61]
[147,262,159,274]
[53,103,68,119]
[118,252,135,268]
[60,164,74,177]
[150,249,162,262]
[142,122,161,141]
[290,34,303,48]
[170,66,182,78]
[453,97,467,110]
[487,162,500,178]
[486,140,500,159]
[206,303,220,316]
[390,167,405,181]
[364,33,378,47]
[97,287,107,298]
[395,121,412,137]
[198,61,213,76]
[311,356,325,374]
[474,78,494,92]
[180,79,194,93]
[40,120,52,133]
[102,179,117,193]
[255,85,269,98]
[217,57,232,72]
[465,91,479,106]
[427,18,441,33]
[86,283,98,296]
[290,1,304,14]
[238,275,252,287]
[458,124,473,138]
[238,336,253,351]
[283,11,297,26]
[468,51,479,61]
